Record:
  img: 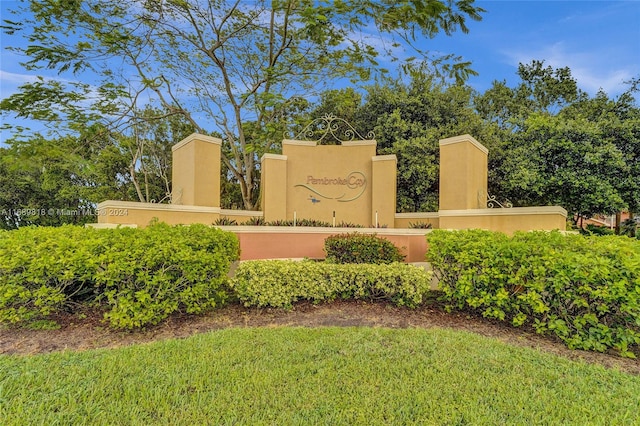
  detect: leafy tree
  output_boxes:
[0,135,95,229]
[124,107,197,203]
[0,107,197,228]
[475,60,584,129]
[477,62,639,222]
[1,0,484,210]
[355,75,504,211]
[561,84,640,228]
[499,113,627,220]
[297,88,365,145]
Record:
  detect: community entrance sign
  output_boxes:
[96,122,568,234]
[261,139,397,227]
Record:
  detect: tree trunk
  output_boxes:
[242,186,254,211]
[615,212,622,235]
[238,174,255,211]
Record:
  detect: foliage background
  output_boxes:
[0,1,637,230]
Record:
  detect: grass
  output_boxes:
[1,327,639,425]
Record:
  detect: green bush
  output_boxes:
[95,223,239,329]
[229,260,431,309]
[580,224,614,236]
[219,218,363,227]
[324,233,406,264]
[427,230,640,358]
[0,224,240,329]
[408,222,433,229]
[620,218,638,238]
[214,217,238,226]
[0,225,101,323]
[240,217,265,226]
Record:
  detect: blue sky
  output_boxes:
[437,0,640,96]
[0,0,639,144]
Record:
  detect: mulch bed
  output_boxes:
[1,300,638,375]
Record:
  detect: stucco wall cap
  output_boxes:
[342,140,377,147]
[372,154,397,162]
[172,133,222,151]
[220,209,264,217]
[282,139,317,146]
[395,212,439,219]
[438,206,568,217]
[216,226,432,235]
[98,200,221,214]
[261,153,288,162]
[439,134,489,155]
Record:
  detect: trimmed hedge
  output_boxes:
[0,225,100,324]
[324,233,406,264]
[427,230,640,358]
[0,224,239,329]
[229,260,431,308]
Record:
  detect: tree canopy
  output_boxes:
[477,62,639,223]
[1,3,637,236]
[305,62,639,223]
[1,0,484,209]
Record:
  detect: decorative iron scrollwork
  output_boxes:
[286,113,375,143]
[487,194,513,209]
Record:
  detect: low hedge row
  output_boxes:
[229,260,431,309]
[0,225,427,329]
[324,233,406,264]
[427,230,640,358]
[0,224,240,329]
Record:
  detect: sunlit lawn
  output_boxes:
[1,327,639,425]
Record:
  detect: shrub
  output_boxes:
[0,225,102,323]
[214,217,238,226]
[334,221,364,228]
[229,260,431,309]
[297,218,332,227]
[0,224,240,329]
[240,217,265,226]
[408,222,433,229]
[229,218,363,227]
[95,223,239,329]
[266,219,296,226]
[264,219,337,227]
[324,233,406,264]
[427,230,640,358]
[580,224,614,236]
[620,218,638,238]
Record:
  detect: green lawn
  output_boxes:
[1,327,638,425]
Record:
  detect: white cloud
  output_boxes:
[0,69,93,99]
[0,70,39,85]
[0,70,40,99]
[502,42,636,96]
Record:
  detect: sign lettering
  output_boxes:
[295,171,367,202]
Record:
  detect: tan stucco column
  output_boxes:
[261,153,288,222]
[371,154,397,227]
[171,133,221,207]
[439,134,488,210]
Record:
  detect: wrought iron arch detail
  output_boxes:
[285,114,375,143]
[487,194,513,209]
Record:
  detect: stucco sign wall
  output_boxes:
[260,139,397,227]
[97,132,568,233]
